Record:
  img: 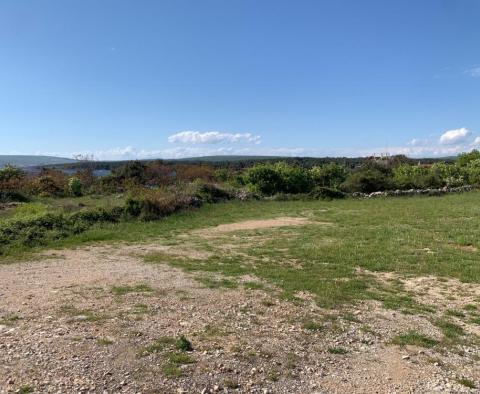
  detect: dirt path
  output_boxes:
[1,222,479,393]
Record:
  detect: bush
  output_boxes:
[0,165,25,182]
[309,186,345,200]
[125,189,202,221]
[0,207,125,254]
[310,163,348,188]
[193,182,234,203]
[0,191,29,203]
[457,150,480,167]
[68,177,83,197]
[340,169,391,193]
[466,159,480,184]
[243,164,284,195]
[243,162,313,195]
[393,164,442,189]
[274,162,313,194]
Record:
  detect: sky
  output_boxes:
[1,0,479,160]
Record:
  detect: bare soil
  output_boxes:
[1,220,479,393]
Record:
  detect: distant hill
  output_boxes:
[0,155,77,168]
[172,155,283,163]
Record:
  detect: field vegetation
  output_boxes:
[1,150,480,259]
[1,153,480,392]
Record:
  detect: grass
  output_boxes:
[457,378,476,389]
[391,330,439,348]
[18,386,34,394]
[445,309,466,318]
[328,347,348,354]
[58,304,107,323]
[434,318,465,341]
[2,192,480,314]
[111,283,154,296]
[140,335,193,356]
[302,321,324,331]
[140,337,177,355]
[0,314,21,325]
[97,338,114,346]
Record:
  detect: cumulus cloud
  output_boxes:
[168,131,261,145]
[439,128,471,145]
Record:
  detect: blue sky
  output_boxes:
[1,0,479,159]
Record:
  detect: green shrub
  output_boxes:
[243,164,284,195]
[175,335,193,352]
[193,182,233,203]
[68,177,83,197]
[0,207,124,254]
[393,164,443,189]
[244,162,313,195]
[0,165,25,182]
[457,149,480,167]
[340,169,391,193]
[274,162,313,194]
[0,191,29,203]
[125,189,201,221]
[466,159,480,184]
[309,186,345,200]
[310,163,349,188]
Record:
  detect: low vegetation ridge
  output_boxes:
[0,155,77,168]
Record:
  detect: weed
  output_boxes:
[18,386,34,394]
[97,338,114,346]
[162,363,183,378]
[244,281,265,290]
[176,335,193,352]
[302,321,324,331]
[167,352,195,364]
[391,331,439,348]
[457,378,476,389]
[0,314,21,325]
[328,347,348,354]
[140,337,176,356]
[224,379,240,389]
[197,276,238,289]
[111,284,154,296]
[445,309,465,318]
[434,319,465,341]
[342,312,361,323]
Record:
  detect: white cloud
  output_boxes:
[439,128,471,145]
[30,126,478,161]
[168,131,261,145]
[466,67,480,78]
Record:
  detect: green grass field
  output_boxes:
[2,192,479,311]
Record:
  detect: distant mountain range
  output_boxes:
[0,153,458,170]
[0,155,77,168]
